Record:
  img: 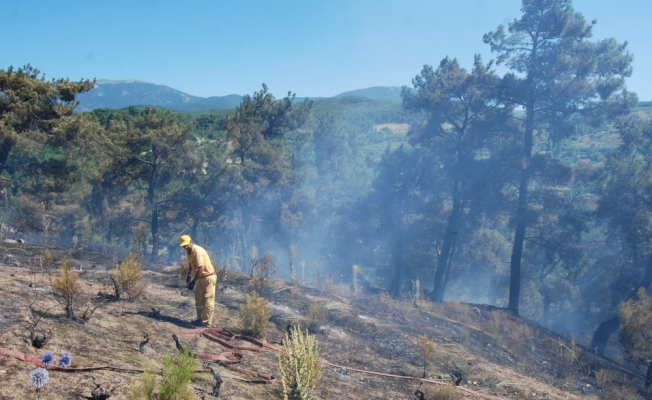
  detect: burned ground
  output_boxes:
[0,243,646,399]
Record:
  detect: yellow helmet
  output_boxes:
[179,235,192,247]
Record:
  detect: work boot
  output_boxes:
[190,318,202,327]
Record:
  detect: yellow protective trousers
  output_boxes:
[195,274,217,326]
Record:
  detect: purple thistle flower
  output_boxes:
[59,353,72,368]
[28,368,49,389]
[39,352,54,366]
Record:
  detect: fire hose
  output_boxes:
[2,326,506,398]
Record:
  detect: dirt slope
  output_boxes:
[0,243,631,399]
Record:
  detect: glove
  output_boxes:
[188,281,195,290]
[186,275,191,284]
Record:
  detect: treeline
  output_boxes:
[1,0,652,362]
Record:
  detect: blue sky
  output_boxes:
[1,0,651,100]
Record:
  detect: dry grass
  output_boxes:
[422,385,463,400]
[378,291,392,313]
[40,249,53,268]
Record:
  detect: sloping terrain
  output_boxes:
[0,242,642,399]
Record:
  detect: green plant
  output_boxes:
[279,326,322,400]
[158,348,197,400]
[130,367,156,400]
[111,252,147,301]
[51,257,81,318]
[239,292,271,338]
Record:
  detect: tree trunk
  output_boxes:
[148,152,160,263]
[507,90,535,315]
[541,293,551,328]
[389,226,404,297]
[431,180,462,301]
[591,252,652,356]
[0,137,16,176]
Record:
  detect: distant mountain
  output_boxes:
[75,80,404,112]
[76,80,243,111]
[333,86,403,102]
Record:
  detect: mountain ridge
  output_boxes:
[76,80,403,111]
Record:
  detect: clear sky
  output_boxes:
[1,0,650,100]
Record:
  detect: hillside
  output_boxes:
[76,80,243,112]
[75,80,406,112]
[0,242,645,399]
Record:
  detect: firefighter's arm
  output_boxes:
[193,265,204,283]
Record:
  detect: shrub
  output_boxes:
[379,291,392,313]
[416,334,435,378]
[40,249,53,268]
[239,292,271,338]
[130,367,157,400]
[130,348,196,400]
[279,326,322,400]
[305,302,328,332]
[250,251,276,295]
[51,257,81,318]
[158,348,197,400]
[111,252,147,301]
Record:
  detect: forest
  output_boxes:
[1,0,652,373]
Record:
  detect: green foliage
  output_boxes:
[279,326,322,400]
[130,367,156,400]
[158,348,197,400]
[239,292,271,338]
[129,349,196,400]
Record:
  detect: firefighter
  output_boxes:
[180,235,216,327]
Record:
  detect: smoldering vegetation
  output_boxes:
[2,0,652,391]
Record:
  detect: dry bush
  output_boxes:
[111,252,147,301]
[305,302,328,332]
[179,260,190,278]
[604,383,643,400]
[51,257,81,318]
[279,326,322,400]
[378,291,393,313]
[323,276,350,297]
[437,301,475,326]
[595,368,623,387]
[422,385,462,400]
[483,310,533,352]
[416,334,436,378]
[250,252,276,296]
[40,249,53,268]
[239,292,271,338]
